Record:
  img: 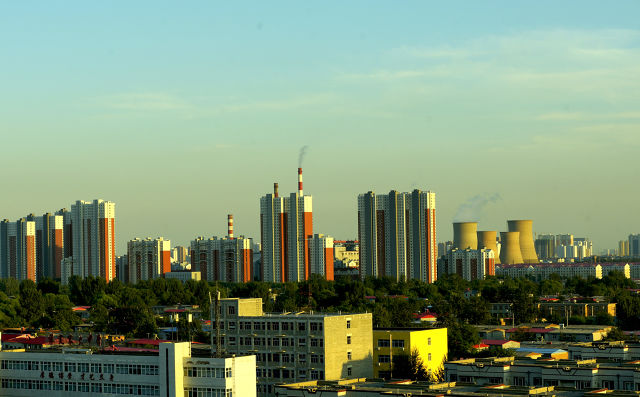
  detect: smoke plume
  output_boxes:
[453,193,502,222]
[298,145,309,167]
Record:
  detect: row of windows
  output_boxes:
[184,367,232,378]
[0,360,158,375]
[377,339,405,348]
[0,378,160,395]
[226,320,323,332]
[184,387,232,397]
[255,368,324,380]
[233,336,325,348]
[378,353,431,364]
[253,352,324,365]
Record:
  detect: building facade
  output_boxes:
[70,199,116,281]
[218,298,373,396]
[630,235,640,258]
[358,190,436,282]
[0,341,255,397]
[260,169,314,283]
[373,328,447,379]
[440,248,495,281]
[308,234,334,280]
[127,237,171,283]
[190,236,253,283]
[0,219,36,281]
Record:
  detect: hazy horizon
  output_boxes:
[1,1,638,254]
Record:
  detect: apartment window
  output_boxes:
[347,351,352,360]
[378,339,390,347]
[228,321,236,330]
[227,306,236,315]
[298,322,306,331]
[392,340,404,348]
[298,338,306,347]
[271,322,279,331]
[346,320,351,329]
[228,337,236,346]
[298,354,307,364]
[311,354,319,364]
[428,337,431,345]
[378,355,390,363]
[347,366,352,376]
[428,353,432,361]
[347,335,351,345]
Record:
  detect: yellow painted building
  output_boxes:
[373,327,448,380]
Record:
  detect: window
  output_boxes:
[378,339,390,347]
[392,340,404,348]
[298,338,306,347]
[347,335,351,345]
[347,351,352,360]
[298,322,306,331]
[378,355,390,363]
[428,337,431,345]
[346,320,351,329]
[428,353,432,361]
[347,366,352,376]
[227,306,236,315]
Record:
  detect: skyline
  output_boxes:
[1,1,639,252]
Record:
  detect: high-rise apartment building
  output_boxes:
[70,199,116,280]
[535,234,556,260]
[440,248,495,281]
[0,219,36,281]
[260,169,313,283]
[32,213,64,280]
[630,234,640,258]
[619,240,630,257]
[219,297,373,396]
[172,245,189,263]
[127,237,171,283]
[308,234,334,280]
[190,215,253,282]
[358,190,436,282]
[116,255,128,283]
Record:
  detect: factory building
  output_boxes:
[127,237,172,283]
[358,189,436,282]
[260,169,313,283]
[190,215,253,283]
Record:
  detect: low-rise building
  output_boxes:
[164,271,201,282]
[0,341,256,397]
[372,328,447,379]
[218,297,373,396]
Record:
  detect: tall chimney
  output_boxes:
[298,167,303,196]
[227,214,234,239]
[274,183,279,197]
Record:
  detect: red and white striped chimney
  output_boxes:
[298,167,303,196]
[227,214,234,239]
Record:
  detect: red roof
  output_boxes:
[103,346,159,353]
[128,339,171,346]
[72,306,91,311]
[1,333,28,342]
[482,339,520,346]
[473,343,489,349]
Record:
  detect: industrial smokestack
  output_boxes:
[274,183,279,197]
[298,167,303,196]
[227,214,234,239]
[478,230,500,264]
[507,220,538,263]
[500,231,524,264]
[453,222,478,250]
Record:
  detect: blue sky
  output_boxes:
[1,1,639,253]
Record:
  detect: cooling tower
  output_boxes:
[507,220,538,263]
[477,230,500,264]
[453,222,478,250]
[500,232,524,264]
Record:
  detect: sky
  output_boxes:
[1,1,639,254]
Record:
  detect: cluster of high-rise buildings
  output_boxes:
[0,200,116,283]
[534,234,593,261]
[618,234,640,257]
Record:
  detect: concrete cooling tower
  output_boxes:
[477,230,500,264]
[500,231,524,264]
[453,222,478,250]
[507,220,538,263]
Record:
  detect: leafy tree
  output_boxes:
[18,280,43,326]
[391,348,429,381]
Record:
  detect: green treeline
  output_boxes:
[0,272,638,358]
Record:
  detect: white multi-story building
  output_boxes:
[127,237,171,283]
[308,234,334,280]
[497,263,611,280]
[0,341,255,397]
[441,248,495,281]
[358,190,436,282]
[70,199,116,281]
[218,298,373,396]
[260,169,314,283]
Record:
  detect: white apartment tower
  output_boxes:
[260,169,313,283]
[358,190,437,282]
[127,237,171,283]
[70,199,116,281]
